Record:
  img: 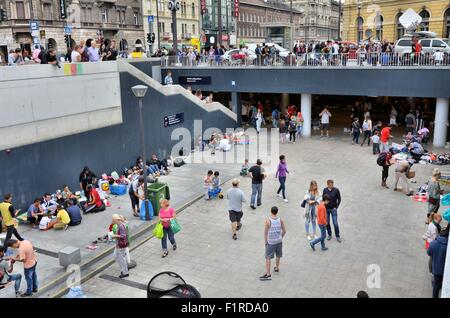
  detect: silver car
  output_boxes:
[394,37,450,55]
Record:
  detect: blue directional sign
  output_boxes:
[64,25,72,35]
[148,15,154,23]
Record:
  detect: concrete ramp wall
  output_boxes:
[0,62,122,151]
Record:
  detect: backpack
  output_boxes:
[377,152,388,166]
[173,158,185,167]
[406,115,414,126]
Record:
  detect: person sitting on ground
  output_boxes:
[79,166,97,192]
[27,198,44,228]
[55,189,65,205]
[61,185,77,204]
[409,140,424,162]
[151,154,170,175]
[39,211,54,230]
[41,193,57,216]
[0,246,23,297]
[54,205,71,230]
[66,200,82,226]
[240,159,250,176]
[83,184,105,214]
[212,171,221,190]
[219,135,232,152]
[204,170,214,200]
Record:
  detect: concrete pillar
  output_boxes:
[301,94,312,137]
[281,93,289,113]
[433,98,449,148]
[231,92,242,126]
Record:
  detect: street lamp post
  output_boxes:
[337,0,341,41]
[131,85,150,221]
[357,1,362,44]
[156,0,161,50]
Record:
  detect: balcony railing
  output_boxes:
[161,52,450,68]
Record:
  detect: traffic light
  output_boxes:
[146,33,151,44]
[0,9,7,21]
[151,33,155,43]
[64,35,69,46]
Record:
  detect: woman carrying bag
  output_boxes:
[159,199,179,258]
[303,180,321,241]
[111,214,129,278]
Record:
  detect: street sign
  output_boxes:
[148,15,154,23]
[59,0,67,19]
[30,21,39,32]
[33,37,40,45]
[399,8,422,31]
[163,113,184,127]
[64,25,72,35]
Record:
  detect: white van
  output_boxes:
[246,43,290,58]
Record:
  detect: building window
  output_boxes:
[375,14,383,40]
[158,0,164,12]
[356,16,363,42]
[16,1,25,19]
[87,8,92,23]
[445,8,450,38]
[43,3,52,20]
[192,3,195,18]
[192,24,196,34]
[101,8,108,23]
[419,10,430,31]
[396,13,405,40]
[134,11,139,25]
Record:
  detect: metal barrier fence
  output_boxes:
[161,52,450,68]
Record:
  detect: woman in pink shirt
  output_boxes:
[159,199,177,258]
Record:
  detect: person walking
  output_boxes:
[0,246,22,297]
[310,195,330,251]
[159,199,177,258]
[275,155,290,203]
[249,159,266,210]
[360,116,372,147]
[351,118,361,145]
[319,106,332,138]
[227,179,246,240]
[259,206,286,281]
[405,110,416,134]
[393,160,413,196]
[389,106,397,126]
[427,168,443,223]
[322,180,342,242]
[0,194,24,251]
[427,226,448,298]
[256,109,263,134]
[7,239,37,297]
[380,125,393,153]
[111,214,129,278]
[279,119,287,144]
[380,150,394,189]
[303,181,321,241]
[288,116,297,144]
[296,111,304,139]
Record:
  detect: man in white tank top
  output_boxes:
[260,206,286,281]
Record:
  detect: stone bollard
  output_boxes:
[59,246,81,268]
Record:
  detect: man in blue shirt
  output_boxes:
[271,108,280,128]
[322,180,342,242]
[427,227,448,298]
[66,201,82,226]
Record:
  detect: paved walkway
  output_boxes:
[79,134,445,298]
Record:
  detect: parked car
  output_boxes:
[222,49,257,65]
[394,37,450,55]
[247,43,290,58]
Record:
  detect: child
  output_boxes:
[39,211,54,230]
[204,170,214,200]
[371,130,380,155]
[55,204,71,230]
[212,171,221,189]
[240,159,250,176]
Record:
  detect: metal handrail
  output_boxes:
[161,52,450,68]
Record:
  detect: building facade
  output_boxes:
[143,0,201,53]
[237,0,304,49]
[343,0,450,43]
[201,0,237,47]
[289,0,342,43]
[0,0,144,57]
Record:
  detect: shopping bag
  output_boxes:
[153,222,164,239]
[170,219,181,234]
